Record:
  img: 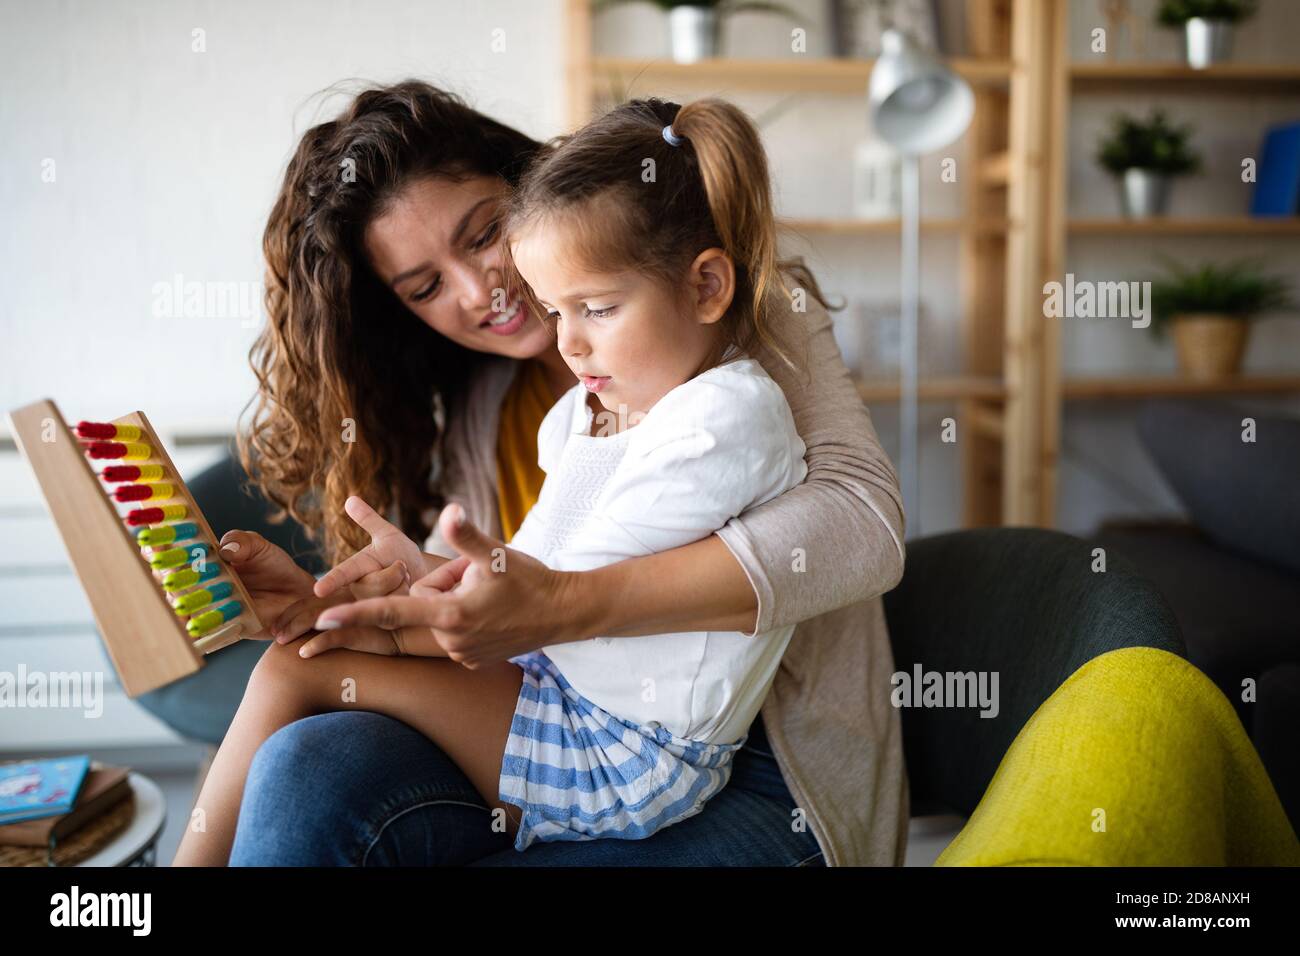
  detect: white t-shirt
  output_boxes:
[505,354,808,745]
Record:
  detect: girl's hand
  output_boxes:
[314,504,586,668]
[292,559,447,659]
[295,619,451,660]
[270,560,411,644]
[216,531,318,638]
[312,495,436,599]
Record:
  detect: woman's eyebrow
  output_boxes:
[451,196,495,245]
[390,262,432,290]
[390,197,496,290]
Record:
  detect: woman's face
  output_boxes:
[363,173,553,360]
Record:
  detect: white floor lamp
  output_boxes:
[868,29,973,537]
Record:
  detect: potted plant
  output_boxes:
[595,0,800,63]
[1149,258,1292,380]
[1096,109,1201,218]
[1156,0,1258,69]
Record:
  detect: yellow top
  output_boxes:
[495,359,553,542]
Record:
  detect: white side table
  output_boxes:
[75,772,167,867]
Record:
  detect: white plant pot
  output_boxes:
[1184,17,1234,69]
[668,6,720,63]
[1120,168,1172,218]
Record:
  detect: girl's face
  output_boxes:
[509,219,733,427]
[363,174,554,360]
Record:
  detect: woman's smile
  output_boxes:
[480,298,528,336]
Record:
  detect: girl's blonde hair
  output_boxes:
[503,97,833,374]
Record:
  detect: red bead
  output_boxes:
[85,441,128,460]
[126,508,164,526]
[76,421,118,439]
[113,484,152,502]
[101,465,141,483]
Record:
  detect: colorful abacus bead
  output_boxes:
[187,601,243,638]
[84,441,153,460]
[113,482,175,503]
[76,421,142,441]
[172,581,234,616]
[135,522,200,548]
[162,563,221,592]
[101,464,165,483]
[126,504,187,526]
[149,542,212,571]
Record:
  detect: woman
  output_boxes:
[219,80,907,867]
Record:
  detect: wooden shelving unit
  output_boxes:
[1071,62,1300,93]
[565,0,1046,529]
[1069,217,1300,236]
[564,1,1298,530]
[781,217,1013,236]
[589,55,1015,94]
[1031,0,1300,525]
[1063,374,1300,400]
[856,376,1007,403]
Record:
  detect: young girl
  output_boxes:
[483,96,810,848]
[174,96,811,863]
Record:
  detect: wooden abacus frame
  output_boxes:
[7,398,263,697]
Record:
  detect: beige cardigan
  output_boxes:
[427,292,910,866]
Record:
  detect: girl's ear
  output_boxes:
[688,248,736,326]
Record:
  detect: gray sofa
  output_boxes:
[1090,399,1300,831]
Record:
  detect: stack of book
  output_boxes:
[0,756,133,854]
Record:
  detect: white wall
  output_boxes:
[0,0,565,431]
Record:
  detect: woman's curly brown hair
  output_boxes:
[240,80,541,561]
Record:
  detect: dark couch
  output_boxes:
[1089,399,1300,831]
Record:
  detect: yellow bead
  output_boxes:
[121,442,154,460]
[187,609,224,637]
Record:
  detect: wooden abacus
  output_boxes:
[7,399,263,697]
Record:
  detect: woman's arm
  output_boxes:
[717,293,906,632]
[315,509,761,660]
[581,295,905,639]
[572,534,759,637]
[316,296,905,661]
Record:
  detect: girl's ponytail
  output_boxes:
[669,99,785,357]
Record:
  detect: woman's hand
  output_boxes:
[215,531,318,639]
[312,495,437,599]
[314,504,587,668]
[292,560,450,659]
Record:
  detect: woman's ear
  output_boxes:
[687,248,735,326]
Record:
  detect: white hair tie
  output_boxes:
[662,124,684,147]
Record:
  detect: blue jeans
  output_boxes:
[229,709,825,866]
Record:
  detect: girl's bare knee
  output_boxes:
[245,640,319,707]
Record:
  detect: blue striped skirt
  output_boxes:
[499,651,746,852]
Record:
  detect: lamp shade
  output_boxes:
[868,29,974,155]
